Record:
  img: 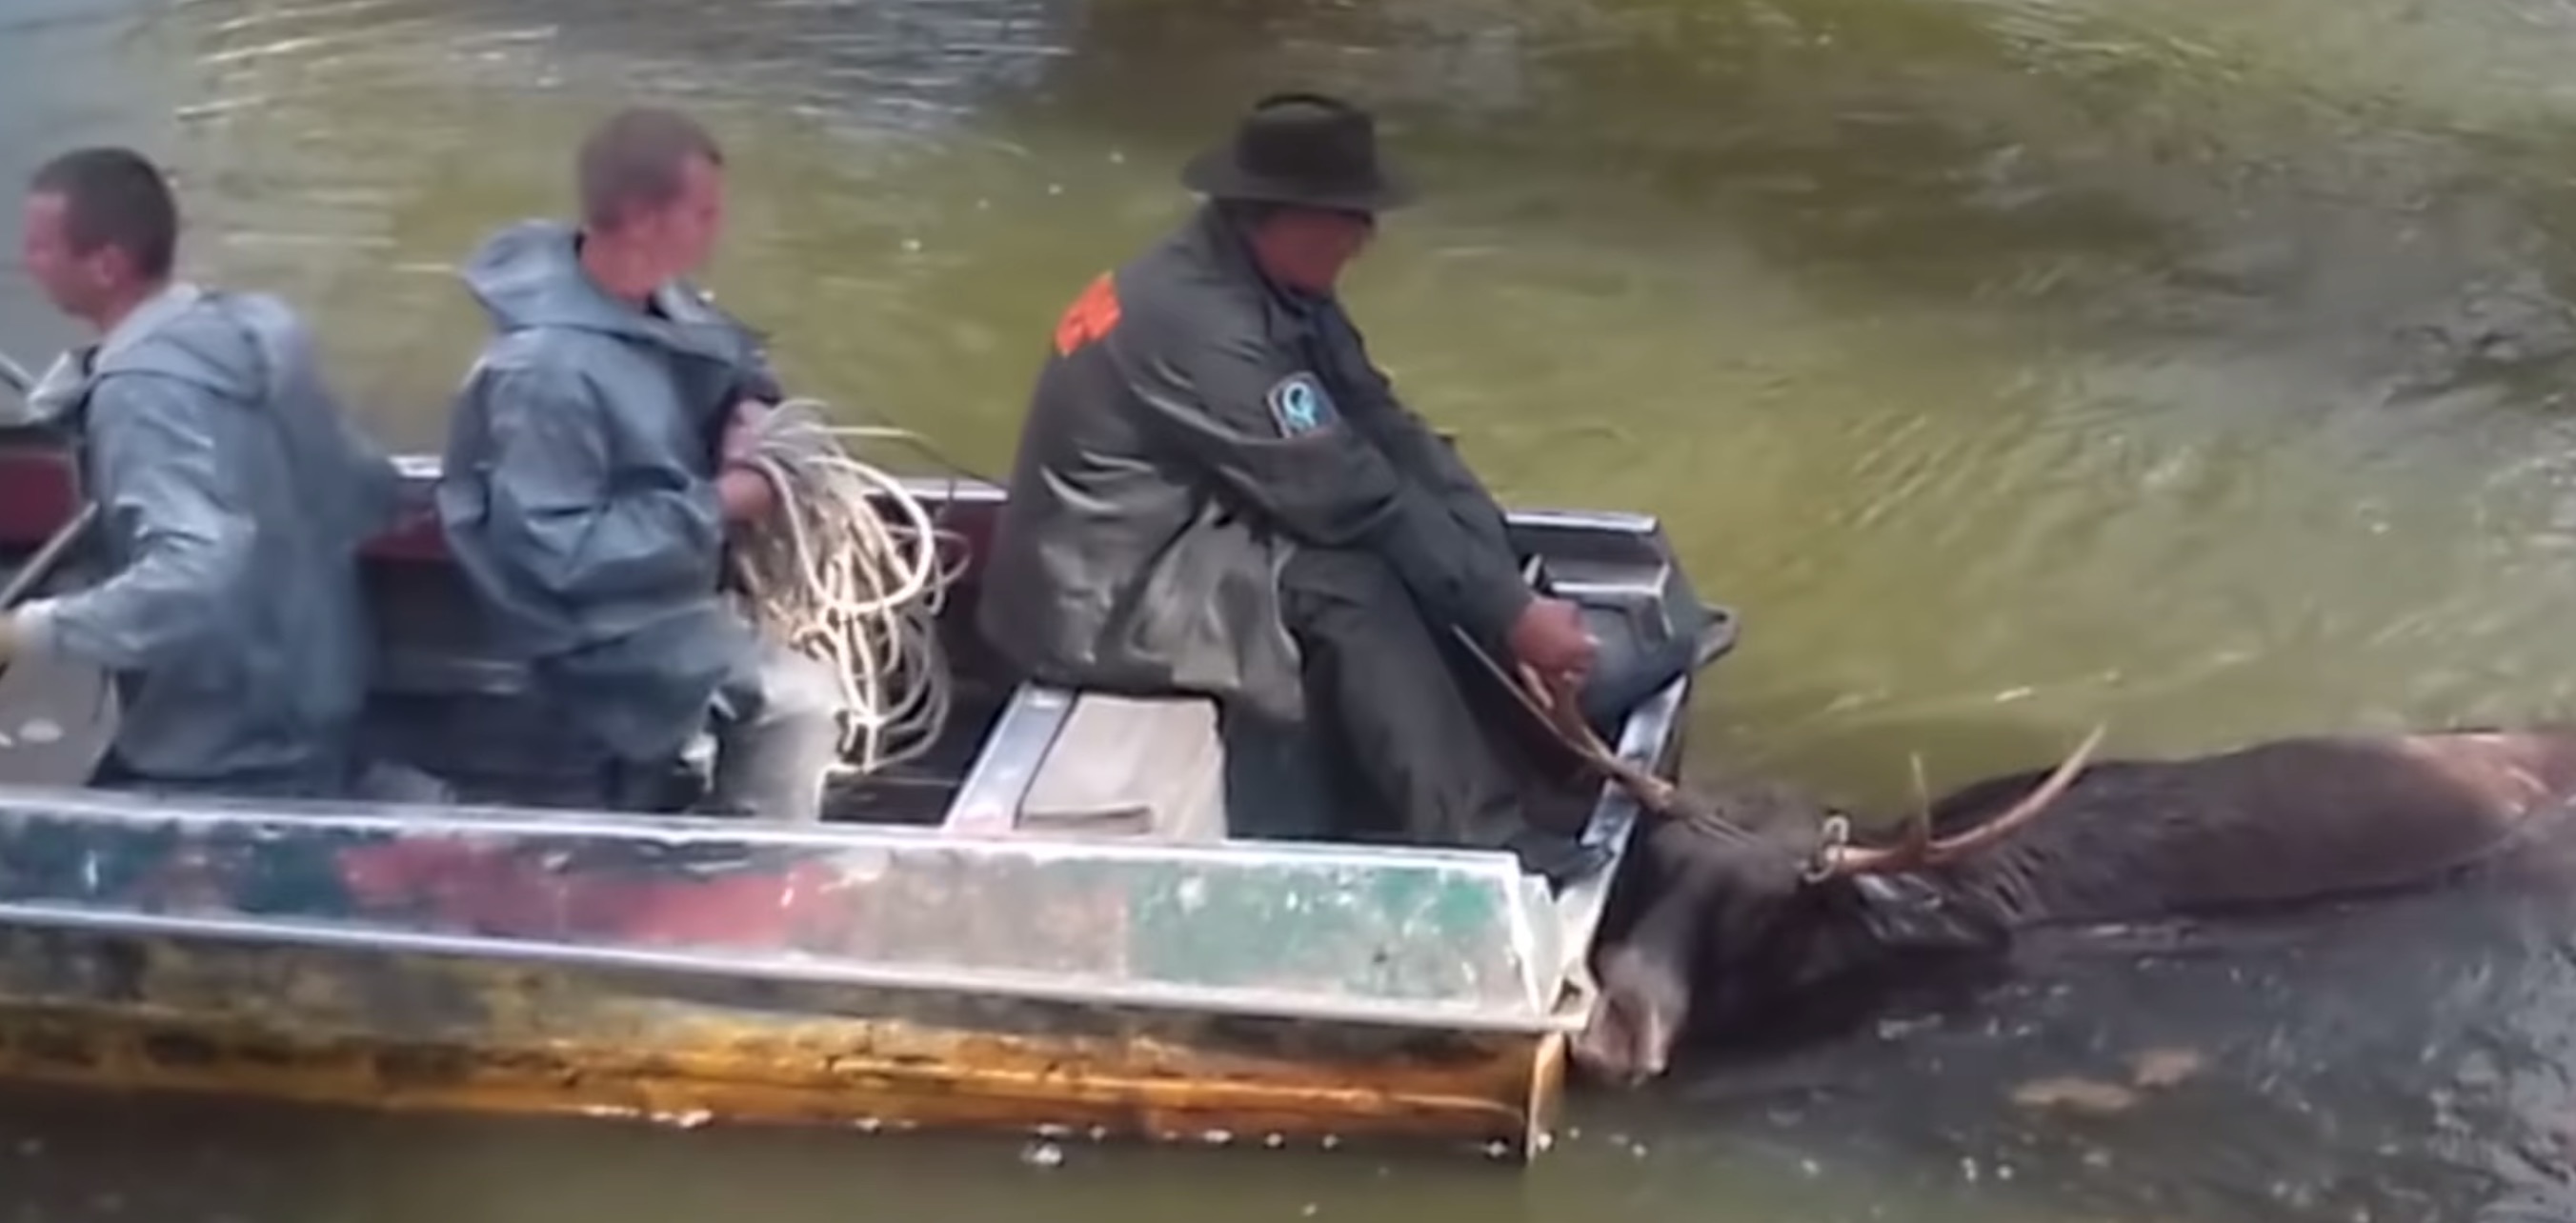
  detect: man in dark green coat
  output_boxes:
[979,92,1605,881]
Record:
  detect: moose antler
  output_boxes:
[1818,722,2108,877]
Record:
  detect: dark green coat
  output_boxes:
[979,206,1529,723]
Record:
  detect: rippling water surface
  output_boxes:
[10,0,2576,1216]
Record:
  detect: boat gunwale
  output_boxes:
[0,898,1580,1035]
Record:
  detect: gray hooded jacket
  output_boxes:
[18,284,401,792]
[435,219,773,763]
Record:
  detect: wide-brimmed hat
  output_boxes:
[1179,91,1416,214]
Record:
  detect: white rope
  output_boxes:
[726,397,969,776]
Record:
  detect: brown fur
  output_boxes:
[1575,728,2576,1086]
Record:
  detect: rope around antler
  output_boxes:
[1472,625,2104,873]
[725,397,970,776]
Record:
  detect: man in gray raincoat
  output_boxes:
[979,93,1609,881]
[436,107,847,822]
[1,147,402,798]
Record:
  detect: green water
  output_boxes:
[9,0,2576,1216]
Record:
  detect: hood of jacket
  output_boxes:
[91,282,251,389]
[458,218,757,371]
[13,284,257,424]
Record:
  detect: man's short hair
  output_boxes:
[576,107,725,231]
[27,148,178,280]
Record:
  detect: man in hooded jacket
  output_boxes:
[435,107,848,822]
[979,93,1608,881]
[0,147,402,799]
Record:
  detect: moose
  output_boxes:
[1516,674,2576,1085]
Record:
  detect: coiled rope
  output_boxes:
[725,397,969,776]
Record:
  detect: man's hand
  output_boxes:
[715,399,777,524]
[719,398,766,467]
[1508,596,1597,686]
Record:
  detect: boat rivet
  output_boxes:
[856,1117,882,1133]
[1200,1129,1234,1146]
[1264,1133,1285,1149]
[1087,1125,1108,1142]
[1320,1134,1341,1151]
[1485,1140,1509,1159]
[1035,1123,1072,1139]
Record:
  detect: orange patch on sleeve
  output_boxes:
[1052,272,1122,356]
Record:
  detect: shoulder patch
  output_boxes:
[1265,371,1336,438]
[1052,272,1122,356]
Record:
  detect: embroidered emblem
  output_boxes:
[1266,371,1335,437]
[1052,272,1121,356]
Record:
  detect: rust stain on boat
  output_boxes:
[0,931,1558,1153]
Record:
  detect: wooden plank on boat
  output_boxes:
[1016,692,1227,840]
[0,526,115,790]
[0,650,112,788]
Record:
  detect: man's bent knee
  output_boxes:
[692,645,851,823]
[761,645,851,726]
[718,643,850,732]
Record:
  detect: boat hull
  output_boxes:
[0,778,1600,1159]
[0,924,1557,1154]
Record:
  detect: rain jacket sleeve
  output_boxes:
[1315,311,1519,564]
[252,294,404,541]
[19,376,254,669]
[332,406,405,538]
[473,361,725,603]
[1115,308,1533,649]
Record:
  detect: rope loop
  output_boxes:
[727,397,967,775]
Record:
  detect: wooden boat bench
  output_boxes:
[941,684,1235,842]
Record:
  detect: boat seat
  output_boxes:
[374,650,533,699]
[365,560,539,700]
[945,684,1230,842]
[1018,689,1229,841]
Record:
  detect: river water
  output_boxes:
[8,0,2576,1217]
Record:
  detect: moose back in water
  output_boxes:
[1572,723,2576,1085]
